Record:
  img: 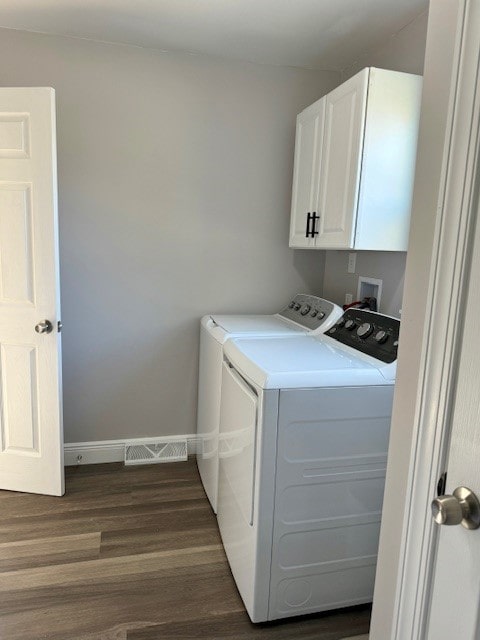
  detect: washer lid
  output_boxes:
[211,314,305,335]
[223,335,395,389]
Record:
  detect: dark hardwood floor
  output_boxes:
[0,460,370,639]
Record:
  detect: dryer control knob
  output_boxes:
[357,322,374,339]
[345,319,356,330]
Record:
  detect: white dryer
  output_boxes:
[196,294,342,513]
[217,309,399,622]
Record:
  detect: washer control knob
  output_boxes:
[288,301,295,309]
[357,322,374,339]
[375,330,389,344]
[310,310,318,318]
[300,304,311,316]
[294,303,302,311]
[345,319,356,331]
[317,311,325,319]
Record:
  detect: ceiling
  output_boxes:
[0,0,428,70]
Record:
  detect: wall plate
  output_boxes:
[357,276,383,308]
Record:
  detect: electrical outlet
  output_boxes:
[345,293,353,305]
[347,252,357,274]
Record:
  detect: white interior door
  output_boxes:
[0,87,64,496]
[423,7,480,630]
[424,175,480,638]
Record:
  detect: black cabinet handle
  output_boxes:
[305,212,312,238]
[311,212,319,237]
[306,212,319,238]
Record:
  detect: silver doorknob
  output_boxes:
[35,320,53,334]
[431,486,480,530]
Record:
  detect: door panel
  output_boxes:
[0,184,34,303]
[0,113,30,158]
[0,344,39,454]
[0,88,64,496]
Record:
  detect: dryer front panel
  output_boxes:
[268,385,394,620]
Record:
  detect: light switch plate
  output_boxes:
[345,293,353,305]
[347,252,357,274]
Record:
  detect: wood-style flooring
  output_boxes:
[0,460,370,640]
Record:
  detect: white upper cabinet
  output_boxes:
[289,67,422,251]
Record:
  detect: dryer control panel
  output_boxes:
[325,309,400,363]
[278,294,340,330]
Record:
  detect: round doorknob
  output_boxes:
[35,320,53,334]
[431,486,480,530]
[431,495,463,526]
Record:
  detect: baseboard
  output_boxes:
[64,435,199,466]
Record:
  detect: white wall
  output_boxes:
[0,27,338,443]
[322,12,428,317]
[342,11,429,79]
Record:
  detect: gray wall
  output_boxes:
[0,27,338,443]
[322,12,429,317]
[322,252,408,318]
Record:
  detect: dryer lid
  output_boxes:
[224,335,395,390]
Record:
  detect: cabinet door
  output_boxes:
[354,68,422,251]
[316,69,369,248]
[289,99,325,248]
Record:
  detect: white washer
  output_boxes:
[196,294,342,513]
[217,309,400,622]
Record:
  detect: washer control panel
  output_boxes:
[325,309,400,363]
[279,294,338,330]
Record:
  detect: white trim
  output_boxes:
[64,435,199,466]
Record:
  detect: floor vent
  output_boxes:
[124,440,188,466]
